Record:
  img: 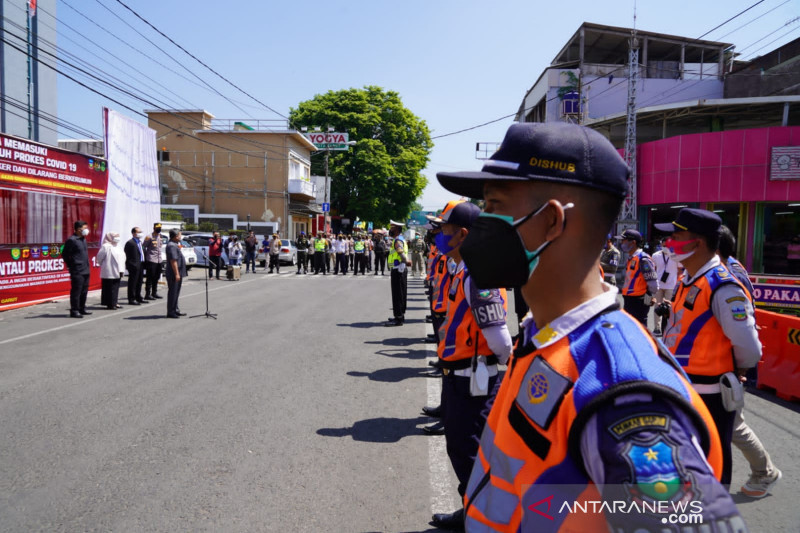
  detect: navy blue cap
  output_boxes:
[437,122,630,199]
[437,201,481,229]
[615,229,643,242]
[655,208,722,237]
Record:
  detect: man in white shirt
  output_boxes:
[652,243,678,336]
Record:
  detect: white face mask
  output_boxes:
[81,228,90,236]
[112,237,121,243]
[136,233,144,239]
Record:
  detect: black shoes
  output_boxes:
[422,422,445,435]
[79,309,92,315]
[69,311,83,318]
[428,359,443,369]
[138,299,149,304]
[385,318,404,327]
[166,314,180,319]
[128,301,140,305]
[430,509,464,530]
[152,294,163,299]
[422,405,442,418]
[144,296,155,301]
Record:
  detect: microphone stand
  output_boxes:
[191,249,217,319]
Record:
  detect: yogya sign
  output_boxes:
[304,132,351,151]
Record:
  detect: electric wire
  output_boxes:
[696,0,767,39]
[110,0,288,120]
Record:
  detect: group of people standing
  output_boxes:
[63,222,187,319]
[407,122,758,531]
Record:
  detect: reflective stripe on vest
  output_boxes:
[665,266,741,376]
[622,251,647,296]
[387,239,407,267]
[464,310,722,532]
[432,256,452,314]
[437,270,507,362]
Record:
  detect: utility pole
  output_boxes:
[26,0,34,140]
[211,151,216,214]
[620,6,639,230]
[323,147,330,233]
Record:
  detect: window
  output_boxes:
[761,203,800,275]
[0,189,105,246]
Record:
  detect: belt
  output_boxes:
[443,364,499,378]
[692,382,721,394]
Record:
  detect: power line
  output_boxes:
[741,24,800,59]
[697,0,767,39]
[111,0,288,120]
[711,0,792,41]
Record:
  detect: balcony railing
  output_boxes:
[208,118,289,132]
[288,179,316,197]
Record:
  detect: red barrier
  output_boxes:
[755,309,800,402]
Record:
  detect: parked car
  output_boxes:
[257,238,297,266]
[183,233,229,267]
[159,235,197,272]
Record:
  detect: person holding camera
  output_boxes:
[652,241,678,336]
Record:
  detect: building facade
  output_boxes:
[146,110,319,239]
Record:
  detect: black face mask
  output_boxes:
[460,202,572,290]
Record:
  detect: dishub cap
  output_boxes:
[437,122,630,199]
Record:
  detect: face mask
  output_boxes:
[136,233,144,239]
[435,230,460,256]
[154,228,161,233]
[81,228,89,236]
[620,241,634,253]
[112,237,121,243]
[663,237,698,262]
[460,202,573,289]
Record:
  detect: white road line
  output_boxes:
[427,344,459,516]
[0,275,264,346]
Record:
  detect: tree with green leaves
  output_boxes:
[289,86,432,225]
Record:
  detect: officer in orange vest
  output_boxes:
[437,122,745,532]
[617,229,658,326]
[429,200,513,530]
[657,208,762,489]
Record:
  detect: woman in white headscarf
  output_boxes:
[96,232,126,309]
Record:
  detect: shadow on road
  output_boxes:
[746,384,800,415]
[370,348,429,360]
[347,366,433,382]
[124,315,166,320]
[337,321,387,329]
[317,415,430,442]
[366,337,423,347]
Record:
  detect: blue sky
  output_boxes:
[49,0,800,212]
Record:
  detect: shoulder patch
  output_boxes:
[622,435,695,503]
[608,413,671,440]
[514,356,572,430]
[731,305,748,321]
[715,266,731,279]
[726,296,746,304]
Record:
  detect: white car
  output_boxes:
[183,233,229,267]
[159,235,198,271]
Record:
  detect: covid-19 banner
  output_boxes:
[0,132,108,311]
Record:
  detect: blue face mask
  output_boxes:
[435,230,459,256]
[459,201,573,289]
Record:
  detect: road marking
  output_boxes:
[0,275,264,346]
[427,344,459,516]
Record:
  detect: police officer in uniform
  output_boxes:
[296,231,310,274]
[143,222,163,300]
[617,229,657,326]
[313,231,327,275]
[437,122,745,532]
[385,221,409,326]
[429,200,513,529]
[353,233,367,275]
[658,208,762,488]
[599,235,620,286]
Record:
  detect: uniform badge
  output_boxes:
[608,413,671,440]
[716,266,730,279]
[515,356,572,430]
[623,435,697,503]
[684,286,701,310]
[731,305,747,321]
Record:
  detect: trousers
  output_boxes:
[166,276,182,316]
[144,261,161,297]
[390,268,407,320]
[623,294,649,326]
[700,392,736,487]
[127,264,144,302]
[733,405,775,477]
[69,272,90,312]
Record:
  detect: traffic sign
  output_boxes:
[322,202,330,213]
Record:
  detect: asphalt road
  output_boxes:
[0,268,797,532]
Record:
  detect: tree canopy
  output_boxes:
[289,86,432,225]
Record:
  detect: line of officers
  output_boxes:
[295,229,429,278]
[411,122,761,532]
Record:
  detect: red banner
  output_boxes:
[0,133,108,199]
[0,244,101,311]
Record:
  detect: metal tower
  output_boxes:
[620,31,639,224]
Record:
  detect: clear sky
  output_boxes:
[44,0,800,212]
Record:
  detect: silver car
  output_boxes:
[258,239,297,266]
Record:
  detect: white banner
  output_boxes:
[102,109,160,240]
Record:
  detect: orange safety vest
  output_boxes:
[464,310,723,532]
[622,251,649,296]
[431,255,452,315]
[664,265,744,380]
[437,268,507,364]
